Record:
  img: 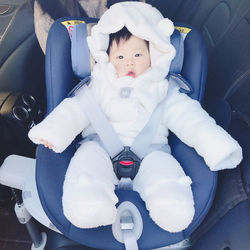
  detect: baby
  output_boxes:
[29,2,242,232]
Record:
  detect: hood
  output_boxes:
[87,2,176,79]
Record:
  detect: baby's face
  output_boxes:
[109,35,151,78]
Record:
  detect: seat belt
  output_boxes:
[130,89,170,159]
[75,82,124,159]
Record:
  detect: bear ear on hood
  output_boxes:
[157,18,175,37]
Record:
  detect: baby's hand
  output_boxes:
[40,139,54,150]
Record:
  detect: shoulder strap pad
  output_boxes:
[170,29,184,75]
[71,23,91,79]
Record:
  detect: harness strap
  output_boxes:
[75,83,124,158]
[122,230,139,250]
[118,178,133,190]
[130,90,169,159]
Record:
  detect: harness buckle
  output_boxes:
[112,147,141,180]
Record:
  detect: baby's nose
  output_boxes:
[126,59,134,66]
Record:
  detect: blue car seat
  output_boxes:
[35,16,217,249]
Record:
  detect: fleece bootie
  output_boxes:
[133,151,195,232]
[142,180,194,232]
[62,174,118,228]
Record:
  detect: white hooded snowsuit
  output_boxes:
[28,2,242,232]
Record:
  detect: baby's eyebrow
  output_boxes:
[133,48,148,53]
[112,51,123,56]
[113,50,125,54]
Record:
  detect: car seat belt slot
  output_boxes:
[167,72,193,94]
[121,213,134,230]
[112,202,142,249]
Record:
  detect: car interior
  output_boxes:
[0,0,249,249]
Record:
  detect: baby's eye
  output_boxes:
[117,55,124,59]
[135,53,142,57]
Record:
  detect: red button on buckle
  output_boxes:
[120,161,134,166]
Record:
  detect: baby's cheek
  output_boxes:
[105,98,140,122]
[115,64,126,78]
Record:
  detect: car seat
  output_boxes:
[30,15,218,250]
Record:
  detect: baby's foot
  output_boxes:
[147,195,195,232]
[63,175,118,228]
[142,180,194,232]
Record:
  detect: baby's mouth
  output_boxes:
[127,71,136,77]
